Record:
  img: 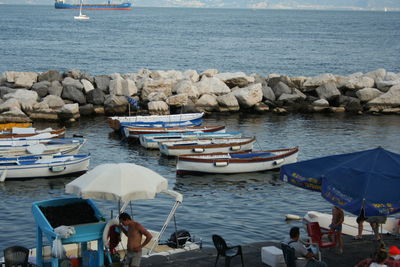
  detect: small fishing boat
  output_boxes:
[55,0,132,10]
[176,147,299,175]
[303,211,400,237]
[0,127,65,139]
[0,138,86,157]
[139,132,242,149]
[159,136,256,157]
[0,122,32,131]
[108,112,204,131]
[125,125,226,139]
[0,134,71,147]
[0,154,90,181]
[74,0,90,20]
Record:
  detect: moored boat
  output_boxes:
[139,132,242,149]
[0,154,90,181]
[0,127,65,139]
[176,147,299,175]
[159,136,256,157]
[108,112,204,131]
[0,135,73,147]
[0,138,86,157]
[55,0,132,10]
[0,122,32,131]
[125,125,226,139]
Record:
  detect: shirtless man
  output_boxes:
[329,206,344,254]
[119,212,153,267]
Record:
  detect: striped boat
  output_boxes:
[176,147,299,175]
[124,125,225,139]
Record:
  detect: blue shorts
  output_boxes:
[329,224,342,231]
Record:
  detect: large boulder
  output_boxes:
[217,93,240,112]
[29,108,59,121]
[201,69,218,77]
[302,74,336,90]
[183,69,200,83]
[62,86,86,104]
[312,99,330,107]
[316,82,341,100]
[38,69,62,82]
[48,81,63,97]
[94,75,110,92]
[232,83,263,108]
[32,81,50,98]
[364,69,386,84]
[62,77,84,90]
[173,79,199,100]
[261,85,276,101]
[278,89,306,102]
[272,81,292,98]
[5,71,38,88]
[343,76,375,90]
[147,92,167,102]
[3,89,38,103]
[41,95,65,109]
[148,101,170,115]
[141,78,173,101]
[63,70,82,80]
[367,84,400,108]
[0,86,15,99]
[109,76,137,96]
[86,88,106,105]
[195,94,219,112]
[166,94,189,107]
[0,98,21,113]
[195,76,231,95]
[79,104,95,116]
[355,88,383,102]
[0,108,31,123]
[215,72,255,88]
[376,79,400,92]
[104,95,128,114]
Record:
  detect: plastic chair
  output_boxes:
[281,243,297,267]
[3,246,29,267]
[212,234,244,267]
[306,222,338,249]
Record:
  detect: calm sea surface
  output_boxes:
[0,5,400,252]
[0,6,399,76]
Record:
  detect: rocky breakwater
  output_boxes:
[0,68,399,123]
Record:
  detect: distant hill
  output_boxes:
[6,0,400,9]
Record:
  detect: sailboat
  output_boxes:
[74,0,90,20]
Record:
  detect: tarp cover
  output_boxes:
[280,147,400,216]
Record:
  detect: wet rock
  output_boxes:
[104,95,128,114]
[356,88,383,102]
[261,85,275,101]
[32,81,50,98]
[217,93,240,112]
[58,103,80,121]
[272,81,292,98]
[367,84,400,108]
[94,75,110,92]
[30,108,59,121]
[62,86,86,105]
[0,108,31,123]
[316,82,341,100]
[79,104,95,116]
[312,99,330,107]
[41,95,65,109]
[195,94,219,112]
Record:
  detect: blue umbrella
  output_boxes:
[280,147,400,216]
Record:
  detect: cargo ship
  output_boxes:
[55,0,132,10]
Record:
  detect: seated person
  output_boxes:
[370,246,388,267]
[284,227,327,267]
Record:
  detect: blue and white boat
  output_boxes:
[55,0,132,10]
[108,112,204,132]
[139,132,242,149]
[0,154,90,181]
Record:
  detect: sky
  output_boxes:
[1,0,400,9]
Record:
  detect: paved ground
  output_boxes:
[140,234,400,267]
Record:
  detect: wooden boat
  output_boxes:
[139,132,242,149]
[176,147,299,175]
[0,154,90,181]
[0,134,70,147]
[124,125,226,138]
[0,127,65,139]
[0,122,32,131]
[108,112,204,131]
[303,211,400,237]
[159,136,256,157]
[0,138,86,157]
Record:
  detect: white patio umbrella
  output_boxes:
[65,163,168,203]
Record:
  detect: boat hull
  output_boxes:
[0,154,90,180]
[126,125,225,139]
[176,148,299,174]
[55,2,132,10]
[159,137,256,157]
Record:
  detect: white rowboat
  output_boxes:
[139,132,240,149]
[124,125,225,139]
[159,136,256,157]
[176,147,299,174]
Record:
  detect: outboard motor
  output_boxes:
[167,230,191,248]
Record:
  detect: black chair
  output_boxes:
[3,246,29,267]
[281,243,297,267]
[212,234,244,267]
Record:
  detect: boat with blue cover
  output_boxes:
[176,147,299,175]
[0,154,90,181]
[55,0,132,10]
